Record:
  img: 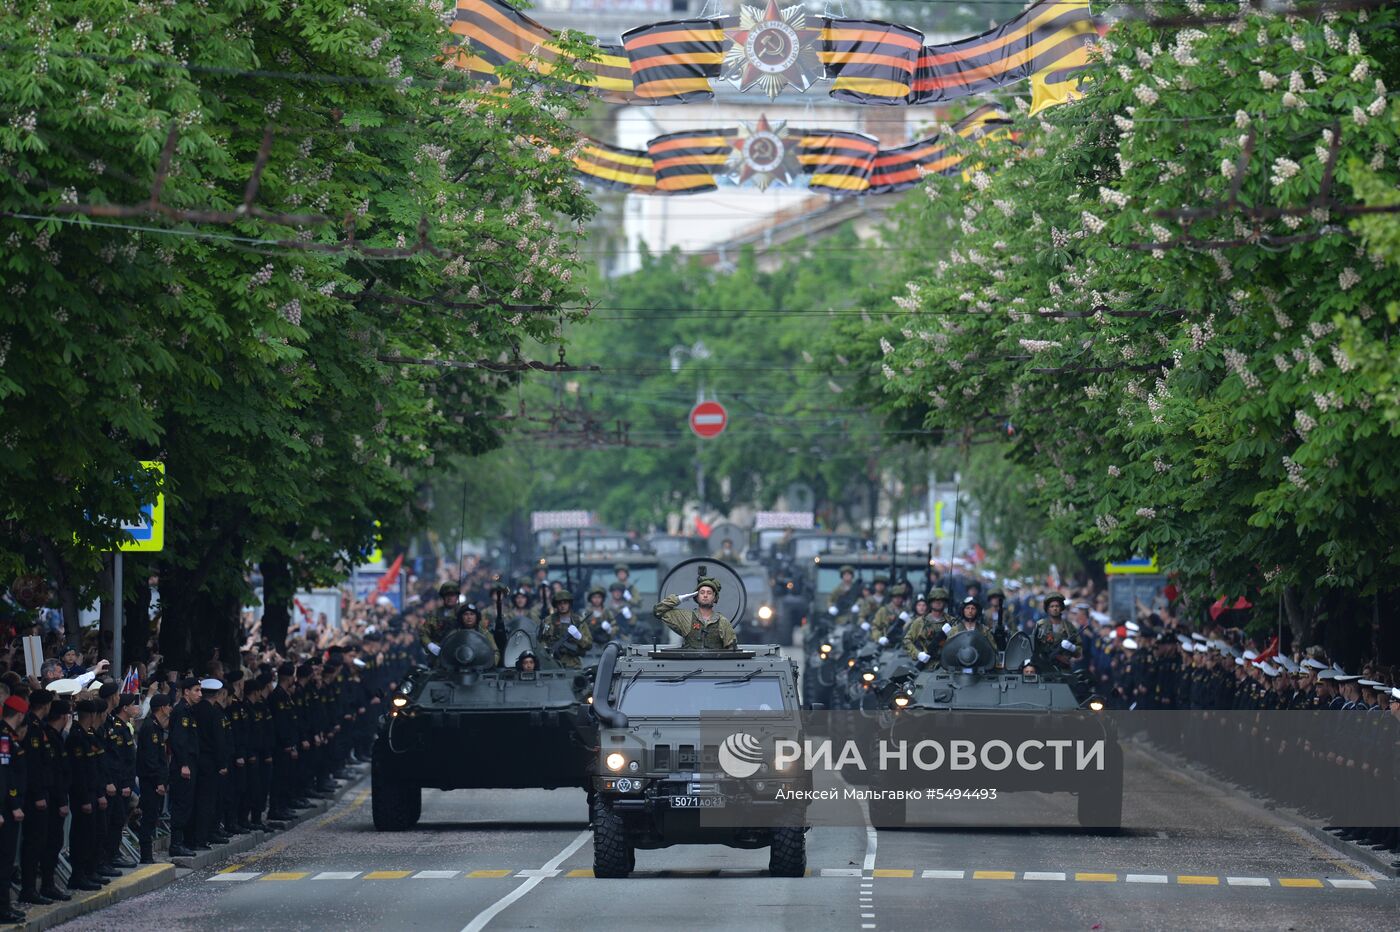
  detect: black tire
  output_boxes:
[592,799,631,878]
[768,827,807,877]
[371,745,421,831]
[868,797,905,828]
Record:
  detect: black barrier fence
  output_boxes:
[616,712,1400,830]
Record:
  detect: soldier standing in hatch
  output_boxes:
[654,578,737,650]
[1034,594,1080,661]
[579,588,619,645]
[869,583,913,646]
[826,566,857,612]
[538,592,592,669]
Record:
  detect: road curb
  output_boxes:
[1127,738,1398,879]
[168,799,336,872]
[14,862,175,932]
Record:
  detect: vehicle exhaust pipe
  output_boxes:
[591,642,628,728]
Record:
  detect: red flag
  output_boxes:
[373,554,405,598]
[1255,635,1280,663]
[695,516,713,538]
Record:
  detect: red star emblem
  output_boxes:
[723,1,823,99]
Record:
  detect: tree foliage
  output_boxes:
[0,0,594,660]
[839,5,1400,648]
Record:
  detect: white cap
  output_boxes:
[1301,658,1327,670]
[352,658,368,669]
[1122,637,1139,651]
[1191,633,1207,642]
[1277,657,1299,673]
[1391,687,1400,700]
[1358,679,1382,687]
[200,678,223,691]
[1259,663,1280,677]
[1317,669,1338,680]
[1091,611,1111,625]
[1234,657,1245,666]
[46,678,82,696]
[1243,650,1258,661]
[1124,620,1140,633]
[376,595,394,607]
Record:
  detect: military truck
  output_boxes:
[588,642,812,878]
[865,629,1121,830]
[370,628,593,830]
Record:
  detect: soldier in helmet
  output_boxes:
[654,578,736,650]
[869,583,913,647]
[612,564,635,603]
[579,588,618,644]
[985,588,1017,650]
[857,577,889,624]
[953,596,997,644]
[924,587,954,630]
[538,592,592,669]
[826,566,857,614]
[1033,593,1080,663]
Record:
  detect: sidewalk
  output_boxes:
[14,766,368,931]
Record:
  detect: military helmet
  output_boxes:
[928,587,950,602]
[987,588,1005,600]
[839,565,856,576]
[614,562,629,573]
[588,587,606,599]
[872,575,889,586]
[438,582,460,598]
[552,590,574,605]
[1043,592,1066,608]
[889,582,910,598]
[608,581,626,592]
[696,576,722,595]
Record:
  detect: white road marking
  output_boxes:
[515,869,562,878]
[1125,874,1168,884]
[1023,872,1066,881]
[311,871,361,881]
[414,870,460,879]
[921,870,965,880]
[1225,877,1270,887]
[209,872,260,882]
[1327,879,1375,889]
[460,831,590,932]
[821,868,863,877]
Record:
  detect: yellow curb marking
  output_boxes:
[872,869,914,878]
[467,869,513,878]
[260,872,309,881]
[1075,873,1118,882]
[1177,876,1220,885]
[364,870,413,879]
[973,871,1015,880]
[567,869,594,877]
[1279,878,1325,888]
[217,863,245,874]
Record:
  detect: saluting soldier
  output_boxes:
[136,693,172,863]
[654,577,737,650]
[538,592,593,669]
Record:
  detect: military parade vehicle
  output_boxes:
[371,626,593,830]
[863,629,1121,830]
[586,557,812,877]
[588,641,811,878]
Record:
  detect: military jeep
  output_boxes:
[589,642,812,877]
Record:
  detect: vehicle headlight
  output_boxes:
[820,643,833,654]
[861,671,876,683]
[758,605,774,621]
[893,695,910,708]
[605,752,627,772]
[847,659,856,668]
[391,695,409,708]
[1087,696,1105,712]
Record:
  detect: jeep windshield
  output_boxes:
[616,675,786,716]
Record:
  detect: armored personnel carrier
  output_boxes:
[866,630,1121,829]
[588,641,812,878]
[370,628,593,830]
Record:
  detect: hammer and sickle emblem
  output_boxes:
[757,30,787,59]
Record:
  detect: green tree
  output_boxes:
[842,6,1400,658]
[1,0,594,661]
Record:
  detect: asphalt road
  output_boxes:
[59,739,1396,932]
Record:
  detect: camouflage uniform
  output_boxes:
[902,616,947,663]
[869,595,912,644]
[537,612,592,669]
[653,595,736,650]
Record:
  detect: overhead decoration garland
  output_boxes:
[452,0,1096,113]
[571,105,1012,196]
